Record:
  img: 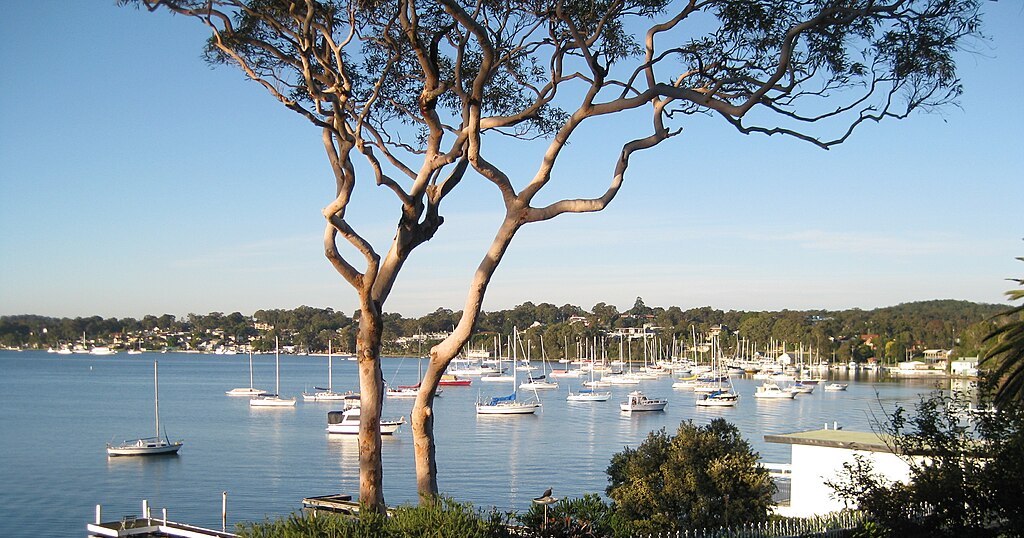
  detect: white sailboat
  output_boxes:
[476,328,541,415]
[695,338,739,407]
[566,385,611,402]
[303,341,357,402]
[226,350,268,397]
[107,361,183,456]
[519,339,558,390]
[250,337,296,407]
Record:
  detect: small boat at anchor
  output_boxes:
[695,390,739,407]
[824,383,848,391]
[226,350,268,397]
[303,341,356,402]
[619,391,668,412]
[250,337,296,408]
[566,387,611,402]
[753,381,796,400]
[326,406,405,435]
[107,361,183,457]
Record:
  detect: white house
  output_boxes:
[765,427,914,517]
[950,357,980,378]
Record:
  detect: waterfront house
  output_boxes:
[951,356,980,378]
[765,427,914,517]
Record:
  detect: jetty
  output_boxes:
[88,500,236,538]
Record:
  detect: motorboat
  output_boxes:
[107,361,183,456]
[226,350,268,397]
[326,406,405,435]
[250,337,296,407]
[753,381,796,399]
[619,391,668,412]
[824,383,848,392]
[786,382,815,395]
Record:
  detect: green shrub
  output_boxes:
[518,494,625,538]
[236,498,514,538]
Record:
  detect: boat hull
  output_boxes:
[249,396,297,407]
[107,439,183,457]
[226,388,267,397]
[475,403,540,414]
[327,420,405,435]
[619,402,667,411]
[566,392,611,402]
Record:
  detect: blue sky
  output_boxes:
[1,2,1021,320]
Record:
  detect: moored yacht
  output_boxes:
[250,338,296,407]
[107,361,183,456]
[619,390,668,412]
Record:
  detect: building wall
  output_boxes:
[784,444,912,517]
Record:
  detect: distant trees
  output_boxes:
[606,418,774,533]
[0,299,1008,359]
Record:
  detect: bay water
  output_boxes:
[0,350,948,536]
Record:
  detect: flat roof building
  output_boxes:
[765,427,913,517]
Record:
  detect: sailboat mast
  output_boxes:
[248,350,255,389]
[328,340,333,392]
[154,361,160,440]
[275,336,281,395]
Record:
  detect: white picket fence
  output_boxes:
[635,510,864,538]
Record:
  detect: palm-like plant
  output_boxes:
[981,255,1024,407]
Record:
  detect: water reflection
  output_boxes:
[0,352,956,535]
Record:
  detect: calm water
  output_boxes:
[0,350,949,536]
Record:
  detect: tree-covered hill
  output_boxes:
[1,299,1008,363]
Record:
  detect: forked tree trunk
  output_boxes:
[355,306,386,512]
[411,355,447,503]
[412,216,521,501]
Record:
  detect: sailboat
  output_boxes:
[226,350,268,397]
[695,334,739,407]
[519,339,558,390]
[303,340,357,402]
[107,361,183,456]
[250,337,296,407]
[386,356,442,398]
[476,328,541,415]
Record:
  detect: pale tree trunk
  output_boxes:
[411,356,446,501]
[355,302,385,511]
[412,215,521,502]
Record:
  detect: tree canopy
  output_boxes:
[829,390,1024,536]
[606,418,774,532]
[123,0,986,511]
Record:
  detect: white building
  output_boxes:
[765,427,914,518]
[950,356,980,378]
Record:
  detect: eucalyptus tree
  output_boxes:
[125,0,982,512]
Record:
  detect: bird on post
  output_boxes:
[534,488,554,503]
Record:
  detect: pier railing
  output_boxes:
[632,510,865,538]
